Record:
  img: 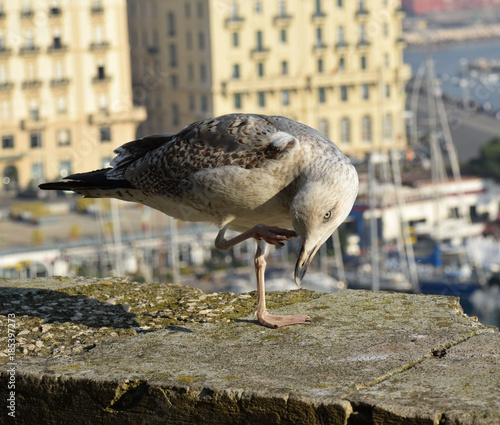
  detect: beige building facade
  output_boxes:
[128,0,410,157]
[0,0,145,192]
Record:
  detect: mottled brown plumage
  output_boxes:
[40,113,358,328]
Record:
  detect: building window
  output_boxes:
[198,31,205,50]
[384,53,389,68]
[167,12,176,36]
[257,91,265,107]
[169,44,177,67]
[100,126,111,142]
[200,63,207,82]
[385,84,391,98]
[57,97,67,114]
[383,22,389,37]
[360,55,367,70]
[172,104,179,125]
[59,161,71,178]
[281,90,289,106]
[185,2,191,18]
[188,63,194,81]
[314,0,322,15]
[230,2,238,19]
[315,27,323,47]
[317,58,324,73]
[337,0,343,8]
[99,94,109,115]
[52,28,62,49]
[318,119,329,138]
[30,131,42,148]
[257,62,264,77]
[232,64,240,79]
[256,30,263,51]
[57,129,71,146]
[340,85,348,102]
[186,32,192,49]
[361,115,372,142]
[383,113,393,140]
[337,26,345,44]
[359,24,367,44]
[197,1,203,18]
[318,87,326,103]
[201,95,208,112]
[340,117,350,143]
[278,0,286,16]
[255,1,262,14]
[97,63,106,80]
[232,32,239,47]
[29,100,39,121]
[339,57,345,72]
[280,28,287,44]
[170,74,178,90]
[2,135,13,149]
[31,163,44,182]
[189,94,195,111]
[234,93,242,109]
[1,100,10,120]
[281,60,288,76]
[361,84,369,100]
[25,29,34,50]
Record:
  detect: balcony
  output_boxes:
[312,42,327,53]
[22,80,43,90]
[20,9,34,18]
[355,7,369,17]
[50,78,70,88]
[49,7,62,17]
[0,47,12,57]
[250,47,270,60]
[396,37,406,47]
[0,81,14,91]
[92,75,112,84]
[335,41,349,50]
[311,11,326,23]
[47,44,68,54]
[357,39,371,49]
[90,5,104,15]
[273,13,293,25]
[225,15,244,29]
[89,41,110,51]
[19,46,40,56]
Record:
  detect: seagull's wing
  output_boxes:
[109,114,299,196]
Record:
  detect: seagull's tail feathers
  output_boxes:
[39,169,137,200]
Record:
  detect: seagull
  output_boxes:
[39,114,358,328]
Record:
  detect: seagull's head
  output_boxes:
[291,161,358,286]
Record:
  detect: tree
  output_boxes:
[467,137,500,181]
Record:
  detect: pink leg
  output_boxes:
[254,241,310,328]
[215,225,310,329]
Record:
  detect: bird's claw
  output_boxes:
[257,312,311,328]
[253,225,297,246]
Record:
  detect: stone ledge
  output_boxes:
[0,278,498,425]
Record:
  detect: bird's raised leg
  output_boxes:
[215,224,297,251]
[215,225,310,328]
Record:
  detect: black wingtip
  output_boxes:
[38,168,134,192]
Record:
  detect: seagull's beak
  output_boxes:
[294,241,320,287]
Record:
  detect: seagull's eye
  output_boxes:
[323,210,332,221]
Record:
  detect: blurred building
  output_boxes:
[402,0,500,15]
[0,0,146,193]
[127,0,411,159]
